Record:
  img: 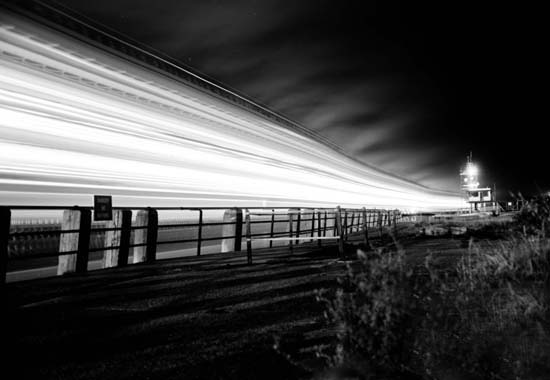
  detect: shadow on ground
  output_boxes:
[5,227,476,380]
[5,244,347,380]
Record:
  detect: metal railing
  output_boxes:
[0,205,402,283]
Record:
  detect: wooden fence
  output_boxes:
[0,205,402,284]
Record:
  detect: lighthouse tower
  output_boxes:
[460,153,496,213]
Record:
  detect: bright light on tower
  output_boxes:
[460,156,480,191]
[464,163,478,177]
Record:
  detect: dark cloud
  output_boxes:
[49,0,548,196]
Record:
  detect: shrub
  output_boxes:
[317,246,419,377]
[416,237,550,379]
[319,235,550,380]
[514,195,550,236]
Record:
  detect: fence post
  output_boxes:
[288,208,297,253]
[118,210,132,267]
[362,207,370,250]
[323,211,328,237]
[269,209,275,248]
[58,208,91,275]
[310,210,315,242]
[335,206,344,258]
[0,207,10,285]
[133,210,147,263]
[133,208,158,263]
[245,209,252,265]
[350,212,355,233]
[234,208,243,252]
[145,208,158,263]
[317,211,322,247]
[75,209,91,273]
[221,208,243,253]
[295,209,302,245]
[197,209,203,256]
[343,210,348,239]
[102,210,132,268]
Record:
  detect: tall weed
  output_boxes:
[319,235,550,379]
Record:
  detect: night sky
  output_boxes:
[48,0,546,198]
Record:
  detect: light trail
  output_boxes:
[0,10,466,211]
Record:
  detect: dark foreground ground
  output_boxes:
[5,230,472,380]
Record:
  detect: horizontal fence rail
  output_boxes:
[0,205,403,284]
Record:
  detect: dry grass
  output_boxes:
[317,213,550,380]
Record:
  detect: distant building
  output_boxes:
[460,153,498,213]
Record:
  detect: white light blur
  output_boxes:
[0,15,467,211]
[464,163,478,177]
[461,162,480,190]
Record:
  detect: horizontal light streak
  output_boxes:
[0,14,466,211]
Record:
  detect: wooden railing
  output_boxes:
[0,205,402,284]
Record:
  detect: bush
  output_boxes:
[319,235,550,380]
[514,195,550,236]
[416,237,550,379]
[317,246,419,377]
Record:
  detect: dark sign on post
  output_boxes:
[94,195,112,221]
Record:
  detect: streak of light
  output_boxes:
[0,12,466,211]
